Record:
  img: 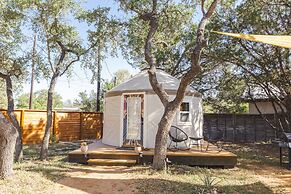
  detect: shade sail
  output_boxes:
[213,31,291,49]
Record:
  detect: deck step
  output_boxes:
[88,152,139,160]
[87,159,137,166]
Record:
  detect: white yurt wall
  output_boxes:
[144,94,165,148]
[102,69,203,149]
[144,94,203,148]
[102,95,122,147]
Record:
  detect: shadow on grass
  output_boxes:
[23,142,81,159]
[17,142,84,181]
[56,176,274,194]
[222,143,286,169]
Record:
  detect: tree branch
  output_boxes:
[0,71,8,79]
[201,0,206,16]
[46,34,55,74]
[174,0,220,104]
[136,0,170,106]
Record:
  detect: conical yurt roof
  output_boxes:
[105,69,201,97]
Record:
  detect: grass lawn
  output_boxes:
[0,141,290,194]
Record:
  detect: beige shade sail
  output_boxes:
[213,31,291,49]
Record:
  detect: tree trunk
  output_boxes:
[40,73,58,160]
[134,0,219,170]
[96,44,102,112]
[0,112,18,179]
[96,79,101,111]
[5,76,23,162]
[284,95,291,132]
[29,33,37,110]
[152,103,180,170]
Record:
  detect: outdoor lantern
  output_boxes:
[80,142,88,153]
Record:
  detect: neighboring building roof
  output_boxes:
[54,107,81,112]
[242,85,284,102]
[106,69,201,97]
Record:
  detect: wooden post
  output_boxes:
[80,112,83,140]
[244,115,247,143]
[53,111,57,138]
[265,115,268,141]
[20,109,25,131]
[274,114,277,139]
[100,113,103,139]
[216,115,219,131]
[254,115,257,142]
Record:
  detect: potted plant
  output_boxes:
[80,142,88,153]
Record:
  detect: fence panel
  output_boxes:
[1,109,288,144]
[56,112,81,141]
[0,109,103,144]
[81,112,103,140]
[203,113,289,143]
[22,110,47,144]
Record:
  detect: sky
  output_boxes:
[22,0,139,103]
[21,0,208,103]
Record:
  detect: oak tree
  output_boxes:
[120,0,220,170]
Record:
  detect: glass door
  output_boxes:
[123,94,144,147]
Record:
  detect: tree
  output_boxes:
[103,80,116,92]
[0,112,18,179]
[17,90,63,110]
[73,90,97,112]
[29,33,37,109]
[206,0,291,131]
[120,0,220,170]
[79,7,122,112]
[0,63,25,162]
[73,69,131,112]
[114,69,131,85]
[0,81,7,108]
[0,0,30,162]
[197,66,248,113]
[120,1,195,76]
[31,0,91,160]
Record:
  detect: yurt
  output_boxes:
[102,69,203,148]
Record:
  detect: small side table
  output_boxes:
[189,137,203,151]
[279,141,291,170]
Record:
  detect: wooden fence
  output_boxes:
[203,113,288,143]
[2,109,287,144]
[1,109,103,144]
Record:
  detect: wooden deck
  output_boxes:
[68,140,237,168]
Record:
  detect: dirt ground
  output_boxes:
[1,143,291,194]
[45,164,291,194]
[49,166,138,194]
[254,165,291,193]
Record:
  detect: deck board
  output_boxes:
[68,140,237,168]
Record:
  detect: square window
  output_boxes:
[179,102,191,123]
[180,112,190,122]
[180,102,189,111]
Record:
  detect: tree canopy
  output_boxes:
[17,90,63,110]
[204,0,290,128]
[120,1,196,76]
